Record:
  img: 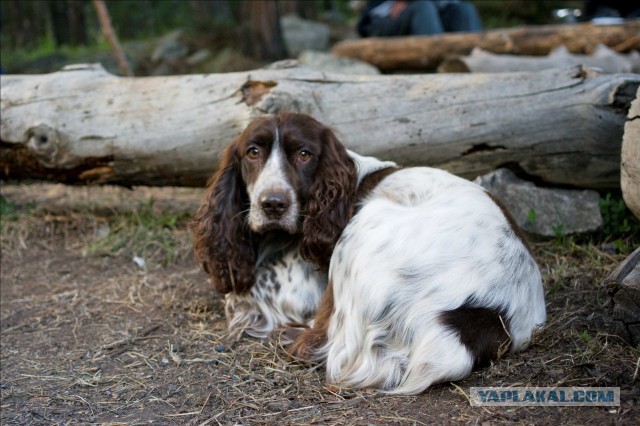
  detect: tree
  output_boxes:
[49,0,88,47]
[245,0,287,61]
[188,0,235,31]
[1,0,50,49]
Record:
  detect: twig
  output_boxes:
[92,0,133,76]
[450,382,471,405]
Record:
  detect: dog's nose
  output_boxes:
[260,193,291,217]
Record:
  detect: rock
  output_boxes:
[474,169,603,237]
[151,30,189,63]
[198,48,263,74]
[621,89,640,219]
[150,63,174,76]
[298,50,380,75]
[186,49,212,66]
[603,248,640,346]
[281,14,330,57]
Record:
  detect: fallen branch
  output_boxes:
[332,21,640,71]
[1,64,637,189]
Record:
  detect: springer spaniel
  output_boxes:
[192,112,546,394]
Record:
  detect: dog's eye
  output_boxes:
[246,147,259,159]
[299,150,311,162]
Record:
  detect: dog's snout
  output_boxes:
[260,193,291,217]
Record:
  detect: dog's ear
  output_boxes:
[191,141,256,294]
[300,127,357,271]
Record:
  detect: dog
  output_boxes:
[192,111,546,394]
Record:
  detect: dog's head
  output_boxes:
[192,112,357,294]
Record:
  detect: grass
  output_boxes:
[0,194,20,222]
[86,199,191,267]
[1,35,111,71]
[599,192,640,252]
[0,184,198,269]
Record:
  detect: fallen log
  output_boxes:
[439,45,640,74]
[1,64,637,189]
[621,88,640,219]
[332,21,640,71]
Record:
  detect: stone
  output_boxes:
[474,168,603,237]
[151,30,188,64]
[186,49,212,66]
[298,50,380,75]
[280,14,330,57]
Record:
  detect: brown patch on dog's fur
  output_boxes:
[485,191,532,254]
[288,280,335,361]
[355,167,400,208]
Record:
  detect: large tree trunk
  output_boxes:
[245,0,288,61]
[49,0,88,47]
[332,21,640,71]
[0,64,637,188]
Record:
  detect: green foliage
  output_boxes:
[2,37,111,72]
[0,195,19,221]
[0,195,34,223]
[88,199,190,267]
[579,329,590,344]
[552,223,566,243]
[599,193,640,251]
[104,0,194,41]
[472,0,583,29]
[527,208,537,225]
[546,282,564,296]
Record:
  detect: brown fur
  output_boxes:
[191,142,256,294]
[288,280,335,360]
[439,303,512,368]
[191,112,358,294]
[484,191,533,254]
[355,167,400,207]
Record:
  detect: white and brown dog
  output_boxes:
[192,112,546,394]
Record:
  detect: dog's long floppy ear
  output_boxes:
[191,142,256,294]
[300,127,357,271]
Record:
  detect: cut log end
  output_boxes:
[604,248,640,346]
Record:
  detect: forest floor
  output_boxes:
[1,183,639,425]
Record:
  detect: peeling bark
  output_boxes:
[1,64,637,188]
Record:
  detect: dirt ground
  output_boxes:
[1,183,638,425]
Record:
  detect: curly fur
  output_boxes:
[191,112,357,294]
[191,143,256,294]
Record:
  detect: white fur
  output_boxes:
[226,145,546,396]
[225,244,327,340]
[319,167,546,394]
[347,150,398,185]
